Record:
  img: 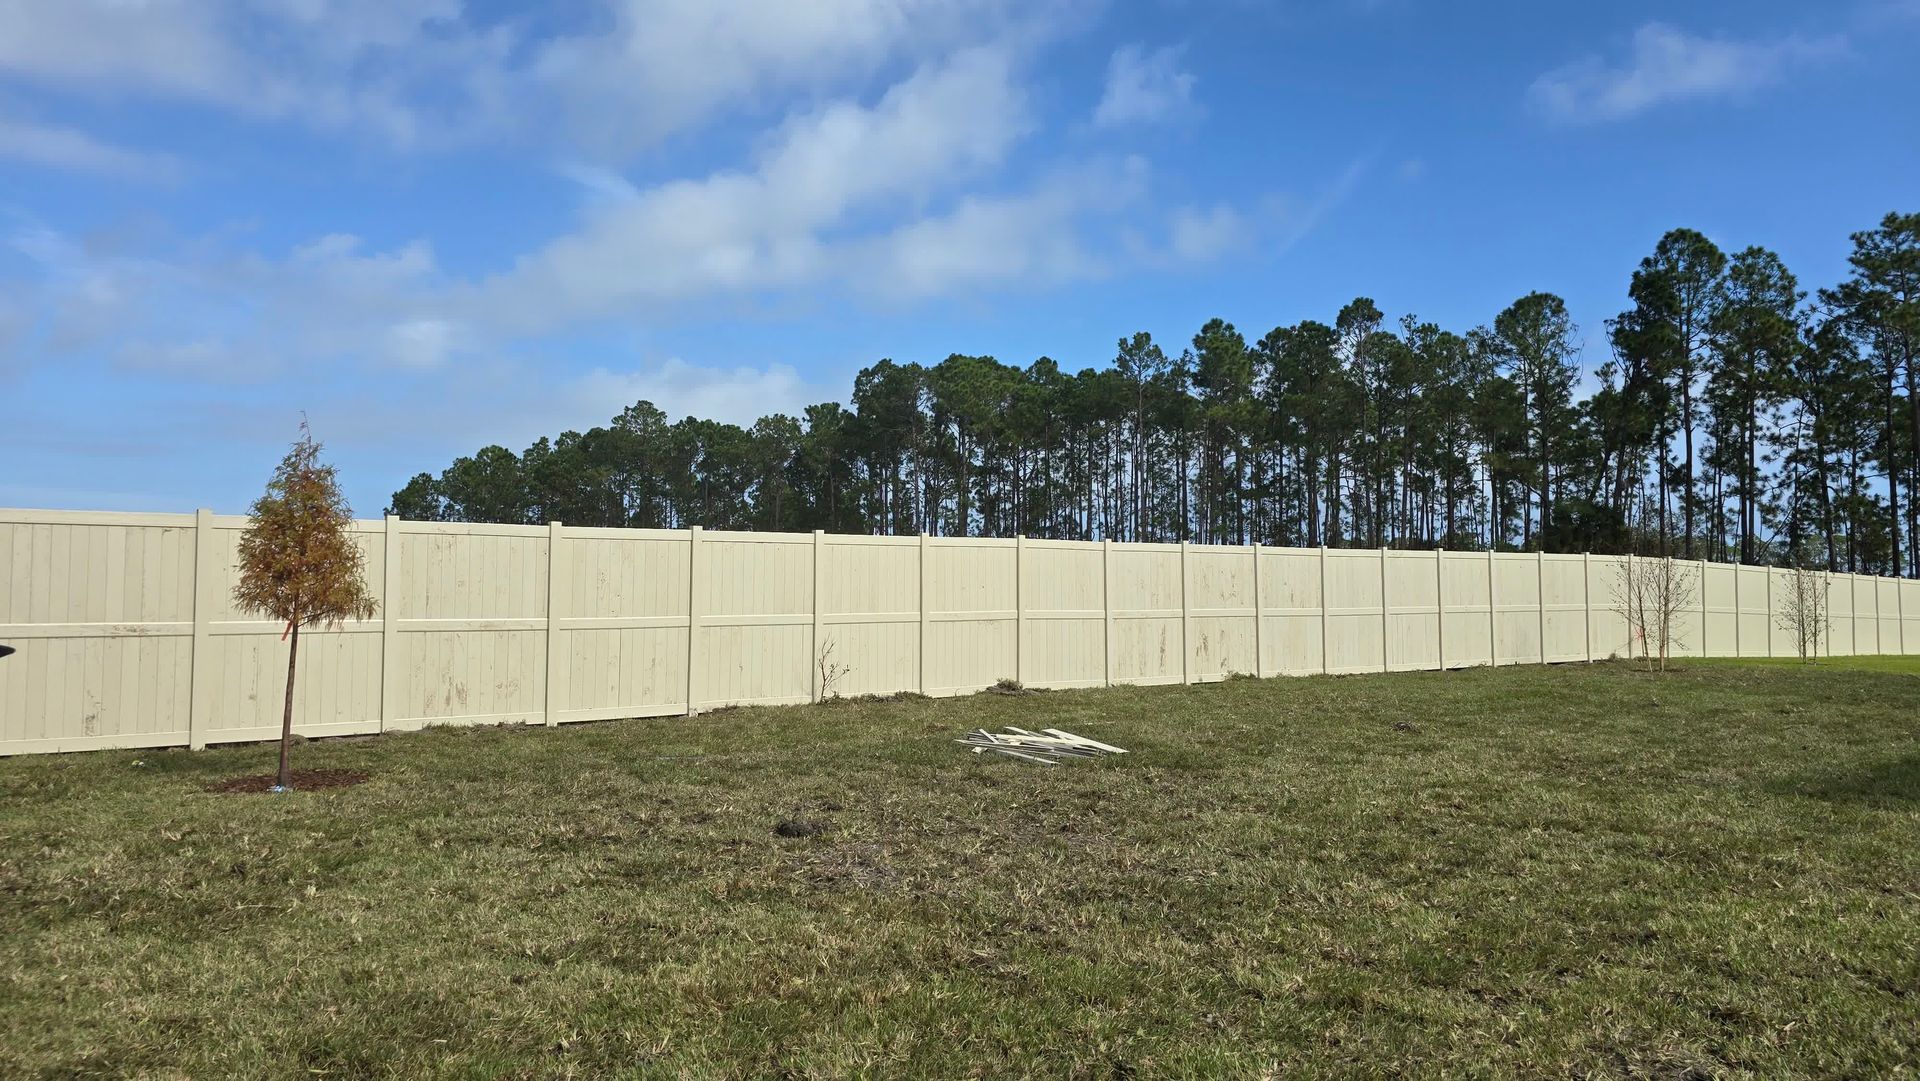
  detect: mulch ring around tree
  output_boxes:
[205,769,369,794]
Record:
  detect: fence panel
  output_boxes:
[816,534,921,699]
[1260,547,1324,675]
[1440,551,1493,669]
[697,531,814,710]
[387,522,548,730]
[5,504,1920,755]
[1023,540,1106,690]
[1187,544,1256,681]
[927,538,1017,695]
[0,513,196,752]
[201,514,383,745]
[1384,551,1439,672]
[1323,549,1385,674]
[1491,553,1542,664]
[1586,555,1630,660]
[1542,554,1590,663]
[1107,543,1182,685]
[553,527,689,723]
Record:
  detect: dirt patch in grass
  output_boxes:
[772,815,831,838]
[205,768,369,794]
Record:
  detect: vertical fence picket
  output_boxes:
[686,526,702,716]
[1487,549,1498,668]
[1379,547,1390,673]
[1319,546,1330,675]
[1015,534,1027,686]
[811,530,823,701]
[544,521,563,727]
[1180,540,1192,685]
[381,514,401,732]
[1102,538,1115,688]
[918,532,930,696]
[1536,550,1547,665]
[188,508,216,750]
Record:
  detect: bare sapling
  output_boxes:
[817,639,851,699]
[1775,555,1831,662]
[1611,554,1699,672]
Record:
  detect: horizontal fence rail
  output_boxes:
[2,507,1916,756]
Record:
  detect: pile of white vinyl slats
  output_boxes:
[956,726,1128,765]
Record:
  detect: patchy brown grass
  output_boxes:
[3,659,1918,1077]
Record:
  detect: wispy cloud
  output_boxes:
[0,116,179,180]
[0,0,1045,158]
[1528,22,1844,123]
[1093,44,1197,128]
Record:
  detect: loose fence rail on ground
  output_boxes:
[2,507,1916,756]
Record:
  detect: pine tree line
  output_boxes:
[389,214,1920,575]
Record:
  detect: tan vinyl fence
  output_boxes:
[3,506,1917,756]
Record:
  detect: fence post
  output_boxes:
[1704,556,1720,660]
[1583,552,1593,663]
[1318,546,1330,675]
[544,521,563,727]
[1732,560,1742,658]
[686,526,702,716]
[1435,548,1446,671]
[1874,573,1884,655]
[812,529,825,702]
[1379,546,1390,673]
[1102,538,1115,687]
[1847,573,1857,656]
[1180,540,1192,684]
[1899,573,1907,656]
[1487,549,1498,668]
[1624,553,1634,659]
[1015,534,1027,686]
[1765,565,1774,658]
[918,532,931,695]
[188,508,216,750]
[1251,543,1264,678]
[381,514,401,732]
[1536,549,1547,665]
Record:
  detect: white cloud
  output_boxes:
[474,46,1036,327]
[1528,22,1844,123]
[529,0,1030,155]
[565,359,828,429]
[0,0,496,146]
[1166,203,1246,262]
[0,8,1276,390]
[0,115,180,179]
[0,0,1034,156]
[7,220,454,379]
[1092,44,1197,128]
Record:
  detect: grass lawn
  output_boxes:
[3,661,1918,1078]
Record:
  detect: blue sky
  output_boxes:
[4,0,1917,516]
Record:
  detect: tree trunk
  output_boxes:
[278,623,300,789]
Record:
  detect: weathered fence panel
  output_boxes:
[3,506,1916,756]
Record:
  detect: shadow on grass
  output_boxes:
[1769,751,1920,806]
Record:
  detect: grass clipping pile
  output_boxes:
[957,726,1128,766]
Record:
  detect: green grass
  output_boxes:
[3,661,1918,1079]
[1704,652,1920,676]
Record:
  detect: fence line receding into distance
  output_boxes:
[1,507,1915,756]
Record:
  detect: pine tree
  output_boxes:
[234,425,379,790]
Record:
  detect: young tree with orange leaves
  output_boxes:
[233,425,378,790]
